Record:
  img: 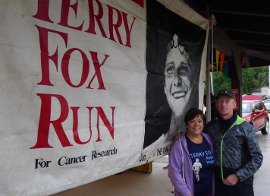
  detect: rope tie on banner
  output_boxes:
[210,14,216,95]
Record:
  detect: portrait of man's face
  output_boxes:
[143,0,206,149]
[164,35,192,118]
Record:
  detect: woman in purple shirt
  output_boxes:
[169,108,214,196]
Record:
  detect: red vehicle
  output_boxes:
[242,99,269,135]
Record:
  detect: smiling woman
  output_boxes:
[168,108,215,196]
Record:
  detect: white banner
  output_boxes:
[0,0,208,195]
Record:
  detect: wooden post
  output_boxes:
[231,49,243,116]
[131,162,152,173]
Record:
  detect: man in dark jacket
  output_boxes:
[205,89,263,196]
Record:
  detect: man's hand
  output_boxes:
[223,174,239,186]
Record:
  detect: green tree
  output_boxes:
[212,66,268,95]
[212,72,231,95]
[242,66,268,94]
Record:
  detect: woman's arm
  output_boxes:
[168,139,192,196]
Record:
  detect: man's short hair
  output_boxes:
[165,34,191,67]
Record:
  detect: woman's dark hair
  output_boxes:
[184,108,206,125]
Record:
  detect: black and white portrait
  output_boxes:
[143,0,206,148]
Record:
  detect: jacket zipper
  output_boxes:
[219,122,236,181]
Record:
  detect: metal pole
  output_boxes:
[210,15,215,95]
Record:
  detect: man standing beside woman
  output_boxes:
[205,89,263,196]
[169,89,263,196]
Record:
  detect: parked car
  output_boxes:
[242,100,269,135]
[242,94,263,101]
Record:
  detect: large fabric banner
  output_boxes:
[0,0,208,195]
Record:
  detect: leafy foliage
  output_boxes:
[242,66,268,94]
[212,66,269,95]
[212,72,231,95]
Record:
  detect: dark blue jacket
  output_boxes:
[205,115,263,182]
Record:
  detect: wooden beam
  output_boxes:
[213,10,270,18]
[213,27,240,56]
[131,162,152,173]
[223,28,270,35]
[243,49,270,62]
[235,40,270,47]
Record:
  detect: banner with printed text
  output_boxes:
[0,0,208,195]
